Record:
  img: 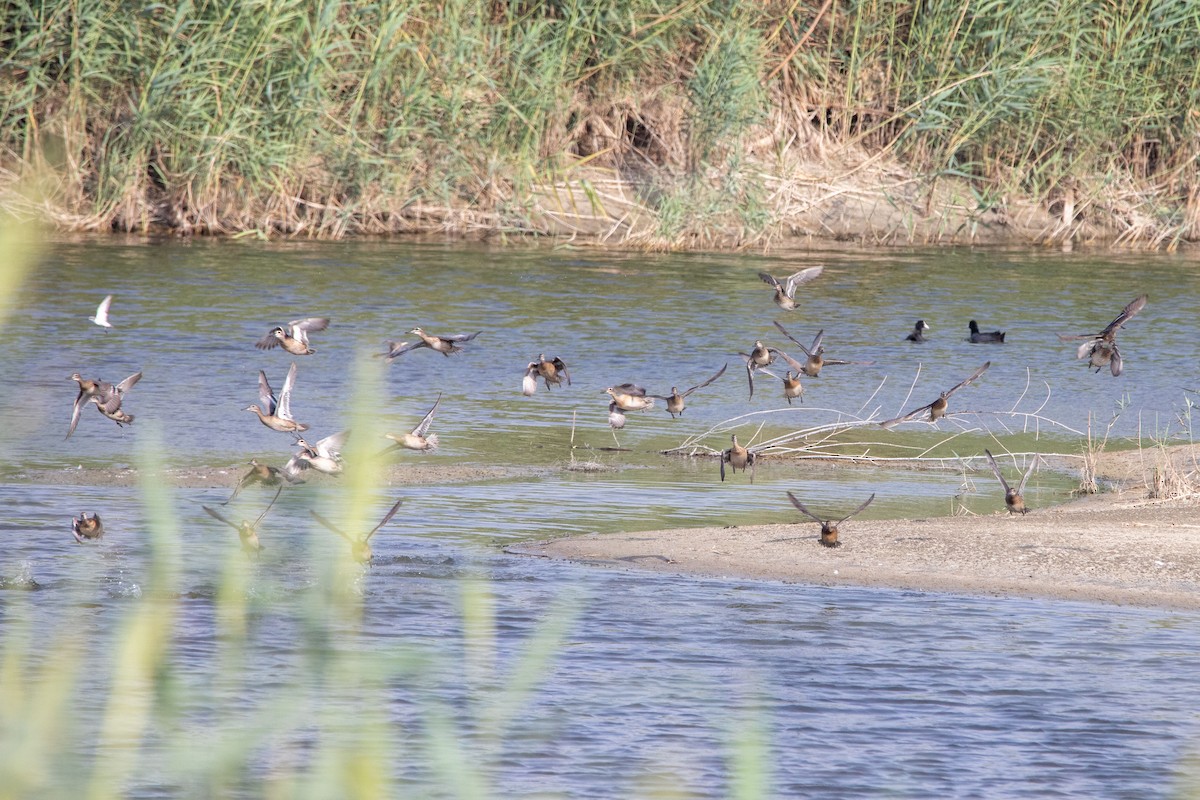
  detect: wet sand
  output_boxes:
[514,446,1200,610]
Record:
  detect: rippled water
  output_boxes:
[3,238,1200,797]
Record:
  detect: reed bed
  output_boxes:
[2,0,1199,245]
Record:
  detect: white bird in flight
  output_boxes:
[89,295,114,329]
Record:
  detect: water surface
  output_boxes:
[3,238,1200,797]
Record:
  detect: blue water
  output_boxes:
[3,238,1200,797]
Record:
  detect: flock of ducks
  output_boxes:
[64,272,1149,553]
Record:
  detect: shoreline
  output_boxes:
[513,446,1200,611]
[513,489,1200,610]
[12,448,1200,610]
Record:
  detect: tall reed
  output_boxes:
[2,0,1198,244]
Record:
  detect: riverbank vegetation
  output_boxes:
[3,0,1199,247]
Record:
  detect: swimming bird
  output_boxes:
[223,459,283,505]
[382,328,481,359]
[906,320,931,343]
[87,371,143,431]
[720,434,756,482]
[984,450,1039,515]
[309,498,404,564]
[89,295,114,329]
[650,364,727,417]
[1058,294,1148,377]
[203,486,283,557]
[256,317,329,355]
[384,394,441,452]
[968,320,1006,343]
[879,361,991,428]
[757,266,824,311]
[245,362,308,433]
[287,430,348,477]
[773,321,870,377]
[71,512,104,543]
[786,492,875,548]
[604,384,655,412]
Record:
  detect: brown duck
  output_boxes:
[720,434,757,482]
[650,364,727,417]
[880,361,990,428]
[203,486,283,557]
[256,317,329,356]
[786,492,875,548]
[984,449,1039,515]
[309,498,404,564]
[245,362,308,433]
[1058,294,1147,377]
[757,266,823,311]
[71,512,104,543]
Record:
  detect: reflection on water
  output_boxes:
[3,239,1200,796]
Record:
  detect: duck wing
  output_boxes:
[441,331,481,343]
[782,266,823,296]
[258,370,278,416]
[880,400,936,429]
[309,509,355,543]
[943,361,991,398]
[1099,294,1147,337]
[772,321,812,355]
[786,491,826,525]
[757,271,782,288]
[411,395,442,438]
[551,357,570,385]
[277,362,299,420]
[290,317,330,334]
[1016,455,1040,495]
[203,505,243,533]
[256,327,283,350]
[67,389,89,439]
[984,449,1013,495]
[681,364,727,397]
[253,486,284,528]
[770,349,806,374]
[316,430,349,458]
[367,498,405,540]
[836,493,876,524]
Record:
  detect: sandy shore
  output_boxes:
[514,447,1200,610]
[12,447,1200,609]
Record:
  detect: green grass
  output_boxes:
[2,1,1199,243]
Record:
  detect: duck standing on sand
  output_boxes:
[786,492,875,548]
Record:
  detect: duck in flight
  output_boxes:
[880,361,990,428]
[1058,294,1147,377]
[757,266,824,311]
